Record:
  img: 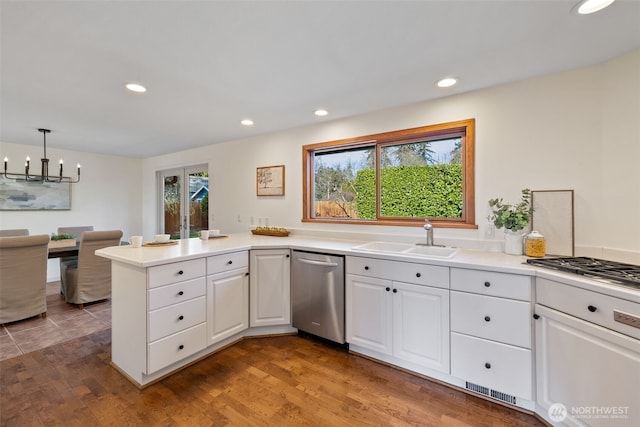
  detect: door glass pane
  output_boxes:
[163,174,182,239]
[188,171,209,238]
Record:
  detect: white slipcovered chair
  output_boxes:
[0,234,50,323]
[57,225,93,292]
[60,230,122,307]
[0,229,29,237]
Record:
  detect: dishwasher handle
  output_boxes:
[296,257,339,268]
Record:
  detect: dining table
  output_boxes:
[47,243,79,259]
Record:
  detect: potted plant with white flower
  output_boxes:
[488,189,533,255]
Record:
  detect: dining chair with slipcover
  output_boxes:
[57,225,93,292]
[0,229,29,237]
[0,234,50,324]
[60,230,122,307]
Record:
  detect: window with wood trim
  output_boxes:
[302,119,476,228]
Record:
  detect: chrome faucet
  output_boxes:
[424,219,434,246]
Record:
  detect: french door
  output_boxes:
[158,165,209,239]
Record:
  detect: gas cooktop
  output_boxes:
[526,257,640,289]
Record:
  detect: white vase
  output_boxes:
[504,230,524,255]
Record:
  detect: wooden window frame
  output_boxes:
[302,118,476,229]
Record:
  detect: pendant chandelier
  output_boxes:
[2,128,80,183]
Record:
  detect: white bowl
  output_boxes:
[154,234,170,243]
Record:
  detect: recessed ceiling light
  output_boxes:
[436,77,457,88]
[314,109,329,117]
[125,83,147,93]
[241,119,254,126]
[573,0,616,14]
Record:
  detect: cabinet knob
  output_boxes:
[286,254,290,258]
[588,305,597,313]
[178,345,184,350]
[484,316,491,322]
[385,287,391,292]
[178,291,184,296]
[392,288,398,293]
[485,362,491,369]
[484,281,491,287]
[227,260,233,265]
[533,314,540,320]
[364,266,369,270]
[178,315,184,321]
[416,272,421,278]
[178,270,184,275]
[245,272,250,276]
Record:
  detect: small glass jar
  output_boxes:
[525,230,546,257]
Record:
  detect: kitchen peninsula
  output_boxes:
[97,232,640,427]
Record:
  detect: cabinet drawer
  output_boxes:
[147,323,207,374]
[451,268,531,301]
[148,296,206,342]
[537,278,640,340]
[148,258,206,289]
[346,256,449,289]
[148,277,206,311]
[451,291,531,348]
[207,251,248,275]
[451,332,532,400]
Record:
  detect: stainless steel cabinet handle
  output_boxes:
[297,258,339,267]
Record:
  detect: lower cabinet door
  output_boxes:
[346,274,393,355]
[393,282,449,373]
[451,332,532,400]
[536,305,640,427]
[207,269,249,345]
[147,323,207,374]
[249,249,291,327]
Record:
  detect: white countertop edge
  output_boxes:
[95,232,639,302]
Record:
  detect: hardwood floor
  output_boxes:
[0,329,545,426]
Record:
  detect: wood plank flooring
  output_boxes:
[0,329,545,426]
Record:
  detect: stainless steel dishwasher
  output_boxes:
[291,250,345,344]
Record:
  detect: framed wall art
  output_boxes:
[0,179,71,210]
[256,165,285,196]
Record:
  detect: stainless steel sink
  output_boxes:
[351,241,458,258]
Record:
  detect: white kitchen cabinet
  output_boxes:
[206,259,249,346]
[535,278,640,427]
[346,256,450,374]
[249,249,291,327]
[346,274,393,355]
[393,281,449,371]
[449,267,533,403]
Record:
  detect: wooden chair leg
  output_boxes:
[78,304,83,309]
[41,312,47,318]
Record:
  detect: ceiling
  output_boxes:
[1,0,639,158]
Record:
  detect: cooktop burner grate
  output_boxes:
[526,257,640,288]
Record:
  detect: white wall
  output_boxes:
[142,49,640,262]
[3,49,637,273]
[0,144,143,279]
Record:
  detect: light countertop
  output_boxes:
[96,232,640,303]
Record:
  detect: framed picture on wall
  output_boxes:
[0,180,71,210]
[256,165,285,196]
